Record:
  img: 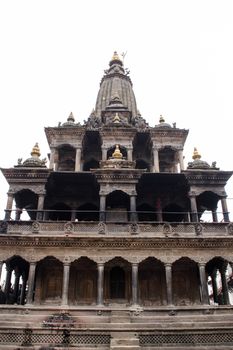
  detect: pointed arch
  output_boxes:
[139,257,166,305]
[34,256,63,304]
[172,257,200,306]
[68,257,97,305]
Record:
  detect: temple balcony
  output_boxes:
[1,219,232,237]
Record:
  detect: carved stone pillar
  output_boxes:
[132,263,139,305]
[13,268,20,303]
[198,263,209,305]
[212,209,218,223]
[127,148,133,162]
[4,192,14,220]
[221,197,229,222]
[211,270,218,304]
[153,148,159,173]
[130,195,137,222]
[101,147,107,161]
[189,194,198,222]
[61,262,71,305]
[37,193,45,221]
[97,263,104,305]
[75,148,82,171]
[178,150,185,171]
[0,261,3,279]
[220,265,230,305]
[165,263,173,305]
[4,265,12,303]
[99,195,106,222]
[26,262,36,304]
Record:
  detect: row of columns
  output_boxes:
[99,194,137,222]
[13,260,223,307]
[189,194,230,222]
[3,264,28,305]
[4,191,230,223]
[4,192,46,221]
[152,148,185,173]
[210,266,230,305]
[49,145,185,174]
[49,147,82,172]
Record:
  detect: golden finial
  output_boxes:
[67,112,75,122]
[111,51,122,62]
[192,147,201,160]
[159,115,165,123]
[112,144,123,159]
[31,143,41,157]
[113,112,120,123]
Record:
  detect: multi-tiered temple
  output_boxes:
[0,52,233,349]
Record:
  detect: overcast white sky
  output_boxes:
[0,0,232,220]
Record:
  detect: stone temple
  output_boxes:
[0,52,233,349]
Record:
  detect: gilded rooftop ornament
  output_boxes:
[111,51,122,62]
[31,143,41,157]
[159,115,165,123]
[192,147,201,160]
[112,145,123,159]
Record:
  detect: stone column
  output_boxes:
[211,270,218,304]
[61,262,71,305]
[26,262,36,304]
[36,193,45,221]
[49,147,56,170]
[4,265,12,303]
[212,209,218,223]
[13,268,20,303]
[4,192,14,220]
[221,197,230,222]
[189,194,198,222]
[127,148,133,162]
[99,195,106,222]
[178,150,185,171]
[153,147,159,173]
[101,147,107,161]
[132,263,139,305]
[0,261,3,280]
[75,148,82,171]
[130,195,137,222]
[220,265,230,305]
[198,263,209,305]
[97,263,104,305]
[165,263,173,305]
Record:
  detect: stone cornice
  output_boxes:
[44,126,86,145]
[150,128,189,139]
[1,167,51,184]
[1,235,233,250]
[184,170,233,186]
[93,169,144,183]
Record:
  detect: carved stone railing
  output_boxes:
[1,220,233,237]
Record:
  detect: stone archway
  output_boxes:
[172,257,200,306]
[34,256,63,304]
[68,257,97,305]
[104,257,131,304]
[139,257,166,306]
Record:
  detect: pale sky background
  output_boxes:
[0,0,232,220]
